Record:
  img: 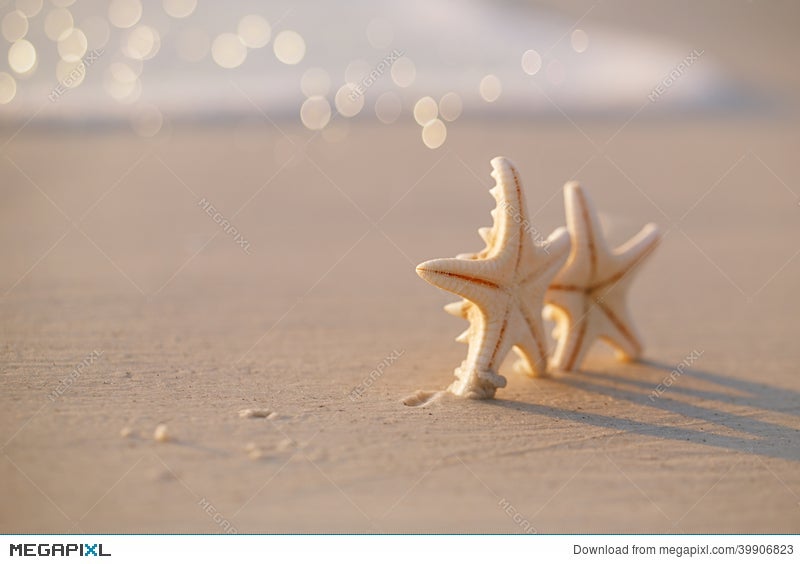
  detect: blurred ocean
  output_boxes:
[0,0,763,127]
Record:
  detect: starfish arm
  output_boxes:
[416,158,631,397]
[520,226,571,288]
[595,294,644,361]
[512,302,549,376]
[416,257,505,308]
[478,226,493,246]
[609,222,661,279]
[483,157,528,262]
[448,304,512,398]
[543,226,571,263]
[561,182,610,283]
[545,293,596,371]
[443,300,471,318]
[443,300,473,342]
[467,300,514,371]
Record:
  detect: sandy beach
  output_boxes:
[2,116,799,532]
[1,0,799,535]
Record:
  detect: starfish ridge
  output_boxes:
[416,157,570,399]
[545,182,661,371]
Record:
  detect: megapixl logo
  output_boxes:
[9,543,111,557]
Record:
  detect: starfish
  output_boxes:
[416,157,570,399]
[544,181,661,372]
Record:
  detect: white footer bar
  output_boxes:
[3,535,796,563]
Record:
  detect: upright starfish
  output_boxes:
[545,182,661,371]
[416,157,570,399]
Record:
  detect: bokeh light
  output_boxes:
[413,96,438,126]
[211,33,247,69]
[422,119,447,149]
[163,0,197,19]
[300,96,331,130]
[273,30,305,65]
[0,4,718,159]
[123,25,161,61]
[479,74,502,102]
[391,56,415,87]
[8,39,36,74]
[374,91,401,124]
[334,83,364,117]
[237,15,271,49]
[571,29,589,53]
[438,92,462,122]
[44,8,73,41]
[103,65,141,103]
[2,11,28,43]
[108,0,142,30]
[15,0,43,18]
[0,72,17,104]
[57,28,88,63]
[521,49,542,76]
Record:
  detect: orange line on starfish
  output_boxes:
[576,187,598,280]
[590,238,661,292]
[489,303,512,366]
[564,303,590,371]
[418,269,501,290]
[596,301,642,352]
[548,237,660,296]
[519,302,548,367]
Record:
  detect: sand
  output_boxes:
[2,0,800,536]
[1,114,798,533]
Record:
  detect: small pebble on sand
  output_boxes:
[239,408,272,419]
[120,426,134,438]
[154,424,170,442]
[277,438,296,451]
[244,442,266,460]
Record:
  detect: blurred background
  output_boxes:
[2,0,799,533]
[0,0,794,133]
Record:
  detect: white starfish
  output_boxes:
[545,181,661,372]
[416,157,570,399]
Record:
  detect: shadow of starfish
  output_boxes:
[489,359,800,462]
